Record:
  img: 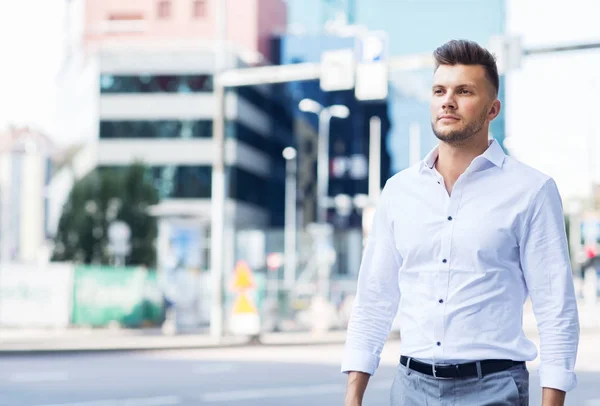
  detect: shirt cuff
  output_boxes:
[538,364,578,392]
[341,347,380,375]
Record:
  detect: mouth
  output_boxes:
[438,115,460,123]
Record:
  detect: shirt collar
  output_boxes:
[421,138,506,171]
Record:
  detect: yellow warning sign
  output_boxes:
[229,260,260,335]
[232,293,258,314]
[230,260,256,292]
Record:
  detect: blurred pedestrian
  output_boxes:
[342,39,579,406]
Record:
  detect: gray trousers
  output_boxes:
[391,361,529,406]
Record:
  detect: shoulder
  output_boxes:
[502,156,562,209]
[502,155,556,193]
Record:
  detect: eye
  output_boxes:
[459,89,471,94]
[433,89,444,95]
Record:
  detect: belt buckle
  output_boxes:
[432,364,453,379]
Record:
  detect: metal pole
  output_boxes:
[315,110,333,301]
[0,158,9,263]
[284,155,297,290]
[317,111,331,224]
[368,116,381,202]
[209,0,227,341]
[524,42,600,56]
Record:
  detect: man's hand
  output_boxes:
[344,371,370,406]
[542,387,566,406]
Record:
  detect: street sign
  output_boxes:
[107,221,131,255]
[320,49,355,91]
[356,31,389,63]
[229,260,256,292]
[266,252,283,271]
[229,260,260,336]
[355,31,389,101]
[107,221,131,265]
[231,293,258,314]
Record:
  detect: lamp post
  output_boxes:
[298,99,350,225]
[298,99,350,302]
[210,0,227,341]
[282,147,297,290]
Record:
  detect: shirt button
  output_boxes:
[442,259,447,263]
[438,299,444,304]
[447,216,453,221]
[437,342,441,346]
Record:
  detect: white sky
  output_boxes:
[505,0,600,203]
[0,0,599,202]
[0,0,64,134]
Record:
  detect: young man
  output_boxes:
[342,39,580,406]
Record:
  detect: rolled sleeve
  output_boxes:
[519,178,580,392]
[538,364,577,392]
[341,181,403,376]
[341,347,381,375]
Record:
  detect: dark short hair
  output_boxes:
[433,39,499,96]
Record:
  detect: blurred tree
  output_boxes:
[52,162,159,267]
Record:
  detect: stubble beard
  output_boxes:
[431,110,488,145]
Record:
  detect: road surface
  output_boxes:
[1,332,599,405]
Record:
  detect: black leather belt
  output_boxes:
[400,356,524,379]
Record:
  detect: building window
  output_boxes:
[151,166,212,199]
[100,74,213,93]
[193,0,206,18]
[99,121,213,139]
[100,166,212,199]
[158,0,171,19]
[229,167,271,207]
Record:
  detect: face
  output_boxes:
[430,64,500,145]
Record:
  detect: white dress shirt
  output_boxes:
[342,139,580,392]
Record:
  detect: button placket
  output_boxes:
[433,270,446,357]
[434,180,461,359]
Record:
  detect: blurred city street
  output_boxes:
[1,328,600,406]
[1,0,600,404]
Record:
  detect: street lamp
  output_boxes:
[299,99,350,303]
[282,147,297,290]
[298,98,350,224]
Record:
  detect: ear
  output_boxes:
[488,99,501,121]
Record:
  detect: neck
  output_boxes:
[435,134,490,185]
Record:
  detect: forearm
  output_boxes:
[344,371,370,406]
[542,387,566,406]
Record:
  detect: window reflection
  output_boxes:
[101,166,212,199]
[100,121,213,139]
[100,74,213,93]
[229,167,269,207]
[225,121,287,161]
[150,166,212,199]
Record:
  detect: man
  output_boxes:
[342,39,580,406]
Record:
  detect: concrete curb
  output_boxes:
[0,331,350,355]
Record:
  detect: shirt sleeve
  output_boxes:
[519,178,580,392]
[341,181,403,375]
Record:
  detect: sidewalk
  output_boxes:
[0,327,349,354]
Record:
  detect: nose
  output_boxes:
[442,93,457,111]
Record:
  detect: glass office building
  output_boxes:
[97,65,294,228]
